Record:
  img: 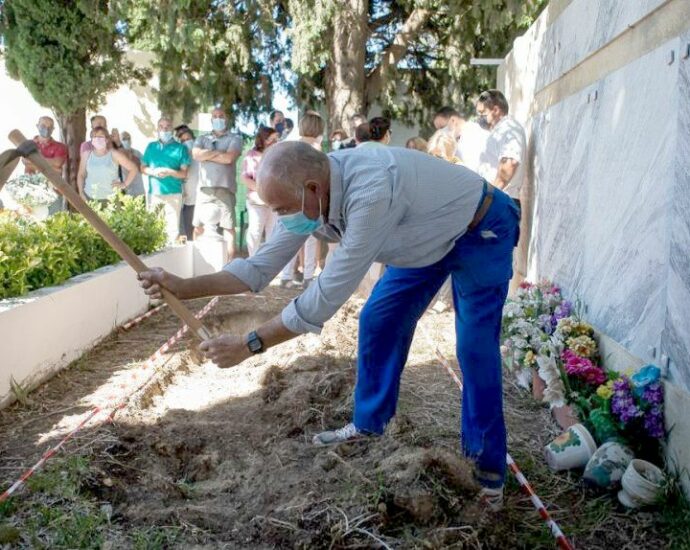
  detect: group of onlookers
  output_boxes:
[404,89,527,210]
[17,88,525,284]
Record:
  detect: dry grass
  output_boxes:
[0,291,684,548]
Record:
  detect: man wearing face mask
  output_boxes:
[433,107,488,174]
[24,116,68,175]
[141,117,190,243]
[119,131,145,199]
[475,90,527,211]
[191,108,243,258]
[138,141,520,511]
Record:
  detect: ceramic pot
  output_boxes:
[552,404,578,429]
[583,441,634,489]
[544,423,597,471]
[618,459,664,508]
[532,370,546,401]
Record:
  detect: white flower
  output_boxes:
[536,353,566,408]
[5,174,57,207]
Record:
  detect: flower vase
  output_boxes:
[552,404,578,429]
[618,459,664,508]
[583,441,634,489]
[544,423,597,471]
[532,370,546,401]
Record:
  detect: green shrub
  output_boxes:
[0,195,167,299]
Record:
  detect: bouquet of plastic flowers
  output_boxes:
[5,173,58,208]
[584,365,665,448]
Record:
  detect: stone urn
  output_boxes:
[583,441,634,489]
[618,459,664,508]
[544,423,597,471]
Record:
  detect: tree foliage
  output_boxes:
[1,0,148,117]
[123,0,286,123]
[288,0,547,128]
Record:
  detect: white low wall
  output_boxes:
[0,244,195,408]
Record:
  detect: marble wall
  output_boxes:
[501,1,690,390]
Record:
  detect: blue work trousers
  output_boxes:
[353,184,520,488]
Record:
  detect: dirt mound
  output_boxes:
[377,447,479,525]
[260,356,354,438]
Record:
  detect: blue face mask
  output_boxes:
[275,122,285,134]
[37,125,51,138]
[279,186,323,235]
[211,117,226,132]
[159,130,173,143]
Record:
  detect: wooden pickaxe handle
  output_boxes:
[9,129,212,341]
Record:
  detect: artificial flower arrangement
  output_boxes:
[501,281,665,445]
[501,280,572,386]
[584,365,664,451]
[4,173,58,209]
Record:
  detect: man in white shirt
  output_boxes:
[433,107,488,174]
[475,90,527,210]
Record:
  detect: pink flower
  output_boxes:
[561,349,607,386]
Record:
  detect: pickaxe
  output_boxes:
[0,130,211,341]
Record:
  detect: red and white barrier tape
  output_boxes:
[120,303,167,331]
[0,407,101,504]
[420,326,574,550]
[0,297,219,504]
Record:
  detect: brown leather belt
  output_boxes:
[468,183,494,231]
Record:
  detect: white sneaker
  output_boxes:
[279,279,301,290]
[312,423,363,445]
[479,486,504,512]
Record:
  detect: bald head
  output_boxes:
[257,141,330,217]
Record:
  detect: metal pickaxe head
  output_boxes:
[0,148,23,193]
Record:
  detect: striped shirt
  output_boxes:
[224,147,484,334]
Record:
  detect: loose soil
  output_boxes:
[0,286,680,548]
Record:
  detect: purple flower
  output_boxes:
[555,301,572,320]
[644,406,665,438]
[539,313,554,334]
[550,301,572,329]
[642,382,664,406]
[611,376,643,423]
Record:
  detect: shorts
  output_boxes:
[193,187,236,230]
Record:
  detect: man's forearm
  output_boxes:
[179,270,250,299]
[493,159,518,190]
[210,151,241,165]
[254,315,300,351]
[193,149,220,161]
[492,177,508,190]
[50,158,66,171]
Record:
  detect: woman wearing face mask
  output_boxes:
[77,126,138,204]
[176,127,198,241]
[241,126,280,256]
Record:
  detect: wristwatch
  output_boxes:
[247,331,265,354]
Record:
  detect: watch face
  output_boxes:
[248,332,263,353]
